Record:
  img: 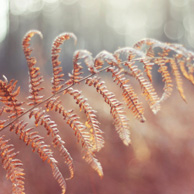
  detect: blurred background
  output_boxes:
[0,0,194,193]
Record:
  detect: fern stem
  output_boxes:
[0,66,110,132]
[1,56,183,132]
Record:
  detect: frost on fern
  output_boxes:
[0,30,194,194]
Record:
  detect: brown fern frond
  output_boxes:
[133,38,176,59]
[141,59,154,82]
[179,60,190,80]
[113,47,155,82]
[0,77,24,118]
[114,47,145,61]
[29,108,74,179]
[133,38,162,51]
[157,61,173,103]
[106,66,145,122]
[82,150,103,177]
[51,32,77,93]
[65,112,103,177]
[94,51,145,122]
[94,50,118,70]
[45,96,73,118]
[66,50,97,85]
[66,51,84,85]
[169,44,194,85]
[0,135,25,194]
[64,88,104,152]
[45,97,103,176]
[86,76,131,145]
[9,121,66,193]
[170,58,187,102]
[45,97,93,151]
[74,50,97,74]
[0,107,7,129]
[184,53,194,85]
[125,62,160,114]
[23,30,44,106]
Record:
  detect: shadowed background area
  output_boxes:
[0,0,194,194]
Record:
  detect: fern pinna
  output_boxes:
[0,30,193,194]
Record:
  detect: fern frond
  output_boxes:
[0,135,25,194]
[141,59,153,82]
[140,56,174,104]
[94,50,145,121]
[9,121,67,193]
[74,50,97,74]
[66,51,84,85]
[51,32,77,93]
[114,47,145,61]
[86,76,131,145]
[0,77,24,118]
[66,50,97,85]
[29,108,74,179]
[64,88,104,152]
[66,112,103,177]
[179,60,190,80]
[82,150,103,177]
[107,66,145,122]
[45,97,103,176]
[170,58,187,102]
[125,62,160,114]
[133,38,160,50]
[157,61,173,103]
[94,50,118,70]
[45,97,94,152]
[45,96,73,118]
[22,30,44,106]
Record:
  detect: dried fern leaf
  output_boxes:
[65,113,103,177]
[179,59,190,81]
[66,50,97,85]
[94,50,145,121]
[74,50,97,74]
[0,135,25,194]
[107,66,145,122]
[114,47,145,61]
[0,77,24,118]
[113,47,155,83]
[170,58,187,102]
[45,97,103,176]
[45,97,94,152]
[141,59,153,82]
[22,30,44,106]
[29,108,74,179]
[64,88,104,152]
[9,121,66,193]
[157,61,173,103]
[86,76,131,145]
[133,38,162,51]
[51,32,77,93]
[94,50,118,70]
[125,62,160,114]
[66,51,84,85]
[185,54,194,85]
[45,96,73,118]
[133,38,174,59]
